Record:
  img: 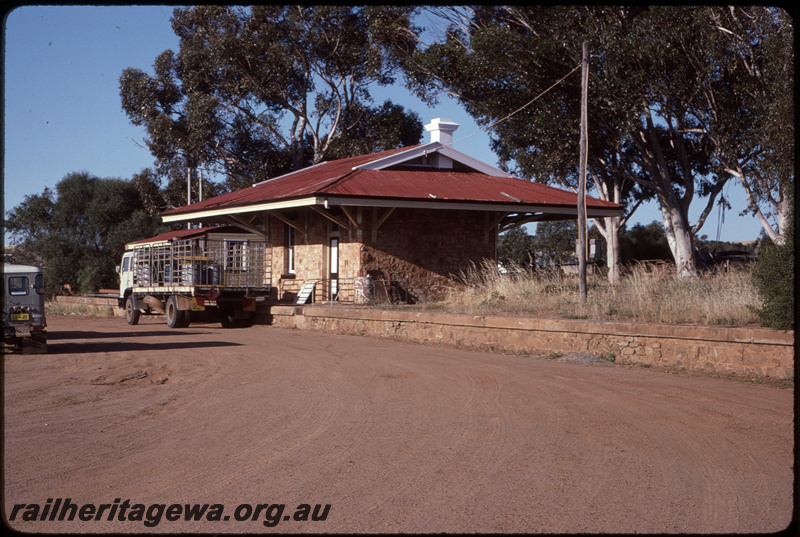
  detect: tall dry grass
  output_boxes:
[441,260,762,325]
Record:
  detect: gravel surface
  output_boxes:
[3,315,794,533]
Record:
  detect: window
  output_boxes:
[225,240,247,271]
[8,276,29,296]
[35,274,44,295]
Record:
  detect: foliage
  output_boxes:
[497,227,536,268]
[750,206,795,330]
[4,172,165,296]
[120,5,423,199]
[130,167,227,215]
[534,220,576,265]
[707,7,794,244]
[619,221,673,263]
[403,6,793,277]
[325,100,423,161]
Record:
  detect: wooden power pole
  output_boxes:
[578,41,589,304]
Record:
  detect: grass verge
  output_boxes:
[435,261,762,326]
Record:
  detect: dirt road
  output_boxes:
[3,315,794,533]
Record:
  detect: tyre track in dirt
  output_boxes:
[3,315,794,533]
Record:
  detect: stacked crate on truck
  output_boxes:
[118,226,273,328]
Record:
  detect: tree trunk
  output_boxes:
[633,104,699,278]
[660,202,696,278]
[592,215,621,285]
[776,196,791,245]
[588,167,627,285]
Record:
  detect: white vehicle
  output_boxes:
[117,226,272,328]
[3,263,47,353]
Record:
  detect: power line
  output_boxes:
[445,63,583,148]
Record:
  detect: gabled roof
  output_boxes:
[161,139,622,223]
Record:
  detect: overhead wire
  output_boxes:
[443,62,583,148]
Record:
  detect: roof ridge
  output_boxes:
[251,143,426,188]
[313,143,429,195]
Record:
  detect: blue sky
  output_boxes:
[3,5,768,244]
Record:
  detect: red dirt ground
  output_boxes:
[3,315,794,533]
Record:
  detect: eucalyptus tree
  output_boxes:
[497,227,537,268]
[705,6,794,245]
[5,172,164,295]
[404,6,650,282]
[534,220,578,267]
[120,5,423,195]
[404,5,791,277]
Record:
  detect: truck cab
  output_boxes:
[3,263,47,353]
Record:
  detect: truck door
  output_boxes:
[119,253,134,294]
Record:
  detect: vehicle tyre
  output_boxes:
[219,306,240,328]
[220,311,237,328]
[166,296,186,329]
[125,296,140,325]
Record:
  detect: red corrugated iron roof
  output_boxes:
[126,225,252,246]
[163,145,421,216]
[324,168,610,207]
[162,143,620,217]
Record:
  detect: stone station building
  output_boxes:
[159,119,622,304]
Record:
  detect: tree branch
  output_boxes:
[690,175,729,235]
[725,165,779,241]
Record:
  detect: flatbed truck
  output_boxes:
[118,227,272,328]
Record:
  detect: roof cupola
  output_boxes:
[424,118,459,146]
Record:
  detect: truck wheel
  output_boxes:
[220,311,252,328]
[166,296,188,328]
[219,306,241,328]
[220,310,237,328]
[125,296,140,325]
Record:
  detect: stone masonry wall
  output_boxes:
[268,207,497,303]
[266,305,794,379]
[360,208,495,301]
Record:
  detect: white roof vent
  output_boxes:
[424,118,459,146]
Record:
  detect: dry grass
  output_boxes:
[439,261,762,326]
[45,302,115,317]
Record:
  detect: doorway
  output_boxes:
[329,236,339,300]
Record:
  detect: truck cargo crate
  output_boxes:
[118,226,273,328]
[131,238,271,291]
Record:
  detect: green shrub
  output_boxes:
[750,220,795,330]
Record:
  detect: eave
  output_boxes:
[161,193,622,224]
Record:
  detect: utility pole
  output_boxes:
[187,168,193,230]
[578,41,589,304]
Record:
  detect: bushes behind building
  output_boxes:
[750,215,794,330]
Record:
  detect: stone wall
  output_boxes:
[268,207,496,303]
[360,208,495,302]
[48,296,795,378]
[50,295,123,317]
[266,305,795,379]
